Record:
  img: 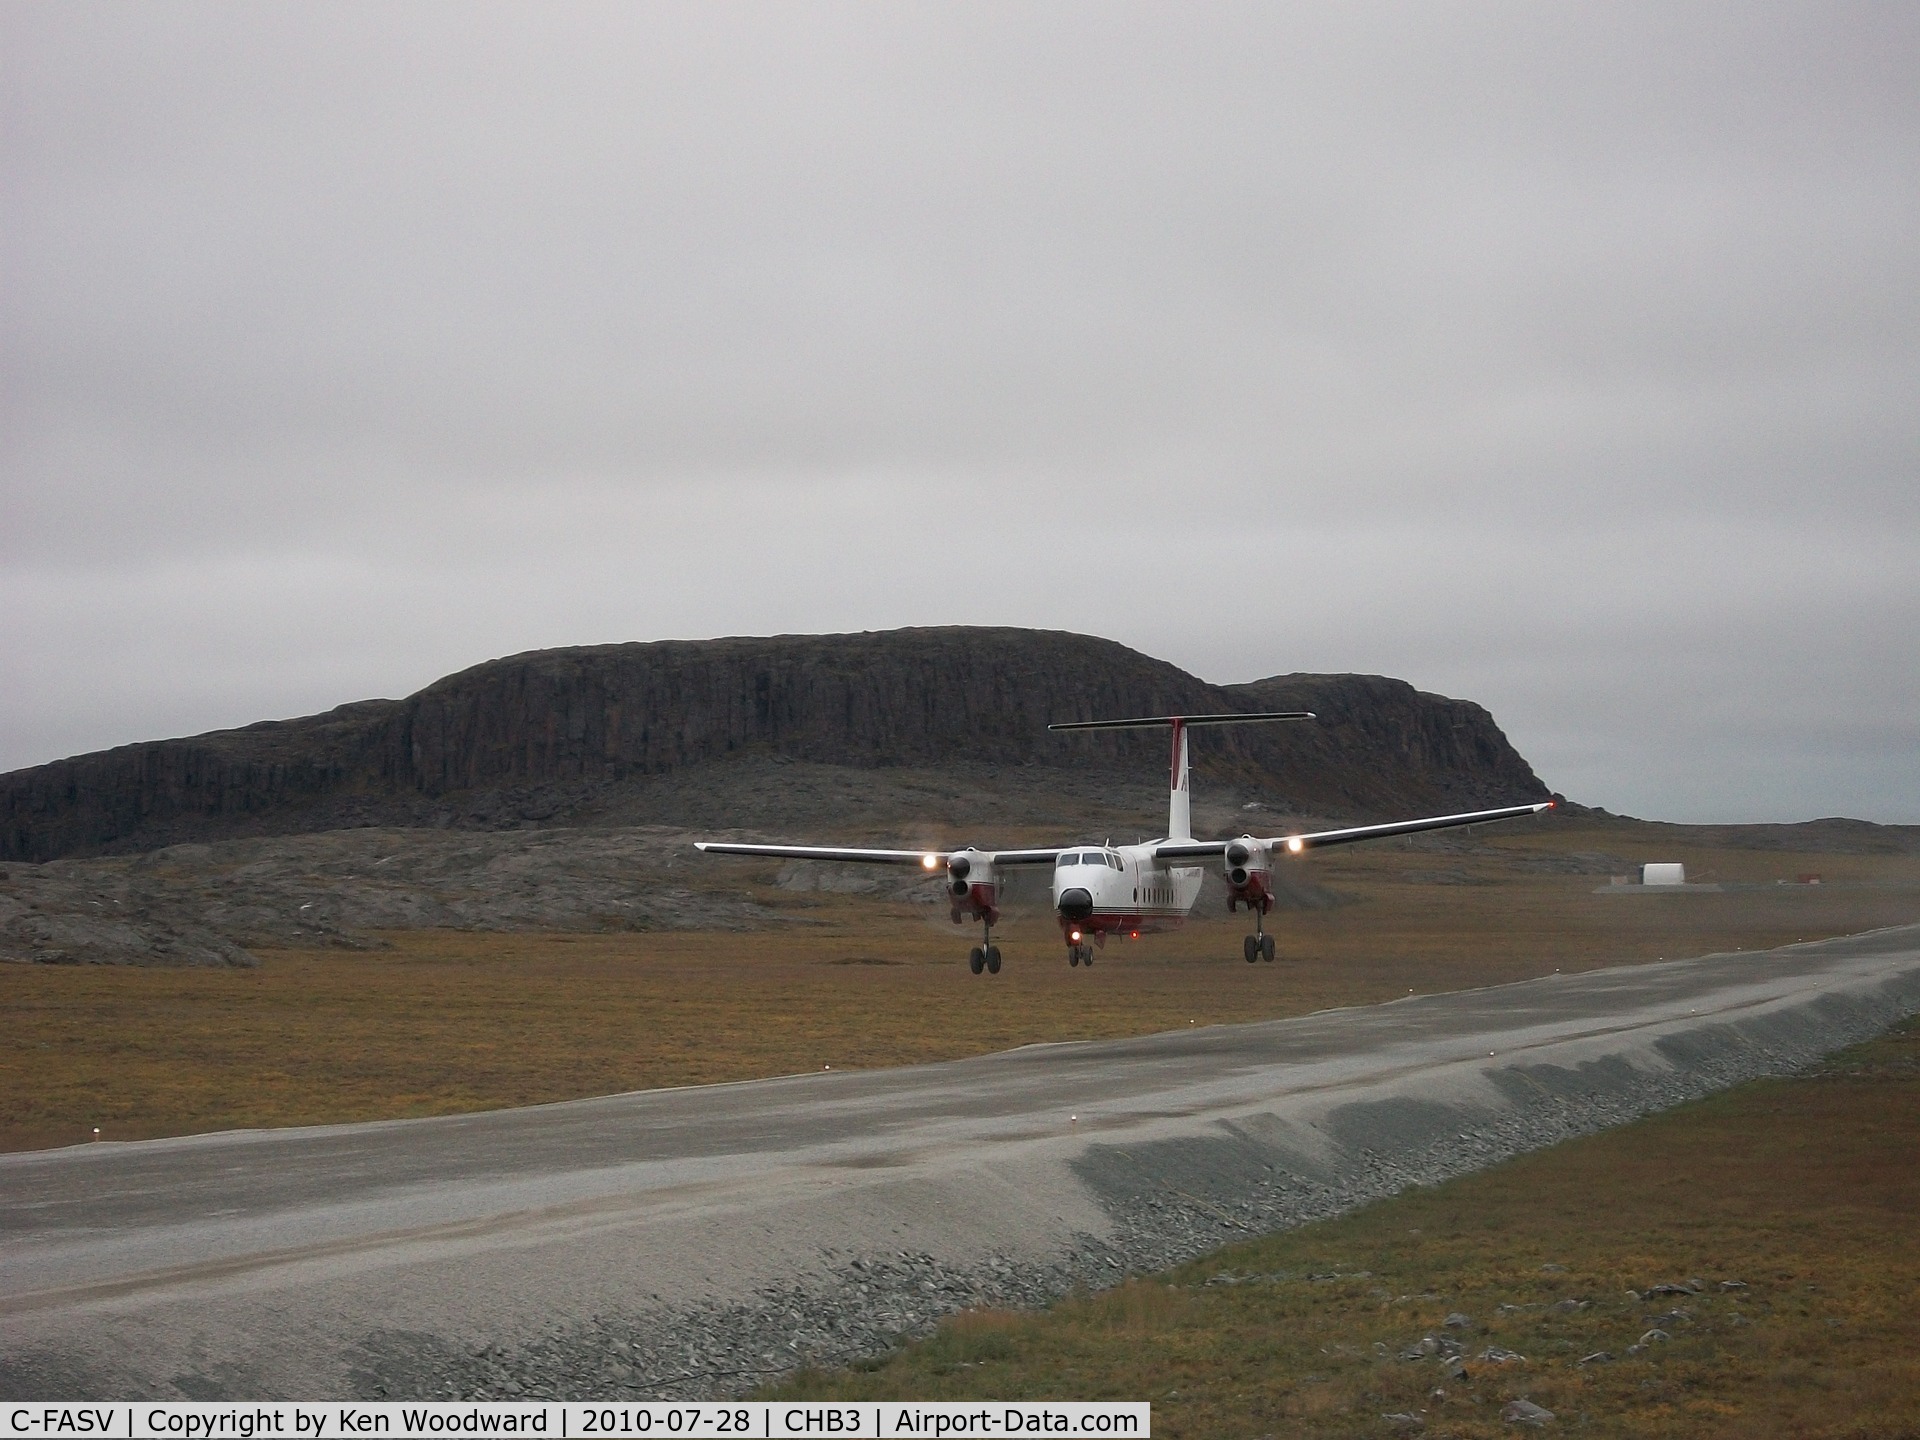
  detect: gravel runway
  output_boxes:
[4,925,1918,1400]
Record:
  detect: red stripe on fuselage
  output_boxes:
[1060,910,1189,937]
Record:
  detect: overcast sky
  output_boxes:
[5,3,1917,823]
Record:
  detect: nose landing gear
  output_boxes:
[1067,943,1095,967]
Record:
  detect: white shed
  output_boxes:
[1642,862,1686,886]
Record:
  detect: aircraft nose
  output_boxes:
[1057,887,1094,921]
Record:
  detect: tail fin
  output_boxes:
[1048,711,1316,843]
[1169,717,1192,841]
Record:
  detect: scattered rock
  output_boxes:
[1577,1351,1614,1365]
[1550,1299,1590,1314]
[1380,1414,1424,1432]
[1444,1312,1473,1330]
[1501,1399,1555,1427]
[775,861,884,895]
[1477,1346,1526,1365]
[1441,1357,1470,1382]
[1643,1283,1698,1298]
[1638,1328,1671,1345]
[0,825,794,965]
[1719,1279,1749,1292]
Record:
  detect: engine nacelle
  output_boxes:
[946,848,1000,925]
[1221,835,1274,914]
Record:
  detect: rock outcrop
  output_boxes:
[2,628,1550,861]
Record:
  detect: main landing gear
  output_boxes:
[1243,910,1277,964]
[967,920,1002,975]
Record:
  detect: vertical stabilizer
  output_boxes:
[1168,718,1192,841]
[1046,711,1315,843]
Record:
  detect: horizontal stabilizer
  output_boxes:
[1047,711,1314,732]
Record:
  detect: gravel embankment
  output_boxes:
[351,969,1920,1401]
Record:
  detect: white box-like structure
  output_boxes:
[1642,862,1686,886]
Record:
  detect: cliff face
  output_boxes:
[1,628,1550,861]
[1220,672,1549,815]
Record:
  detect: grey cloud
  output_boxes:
[4,2,1917,820]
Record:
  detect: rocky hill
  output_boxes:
[1,628,1551,862]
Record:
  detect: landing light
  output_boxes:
[921,853,940,869]
[1069,929,1083,942]
[1286,836,1305,854]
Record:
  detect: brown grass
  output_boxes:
[768,1014,1920,1439]
[3,822,1916,1152]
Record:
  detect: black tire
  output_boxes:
[1069,949,1080,967]
[1261,933,1276,963]
[1244,935,1259,964]
[985,945,1001,974]
[1082,947,1094,966]
[969,946,985,975]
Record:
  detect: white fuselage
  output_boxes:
[1050,842,1204,943]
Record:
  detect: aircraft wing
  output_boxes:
[693,842,1074,867]
[1152,801,1552,861]
[694,843,939,866]
[987,848,1078,866]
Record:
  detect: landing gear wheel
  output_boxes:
[1068,948,1081,967]
[1082,946,1093,967]
[1260,933,1276,963]
[969,946,986,975]
[1244,935,1259,964]
[985,945,1001,974]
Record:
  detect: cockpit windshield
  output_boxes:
[1057,851,1112,868]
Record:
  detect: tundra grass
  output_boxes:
[3,825,1916,1151]
[766,1014,1920,1439]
